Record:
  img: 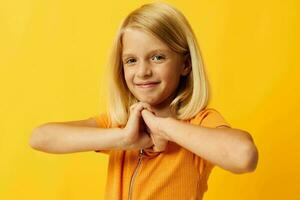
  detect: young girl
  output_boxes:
[29,2,258,200]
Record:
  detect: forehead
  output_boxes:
[121,28,172,56]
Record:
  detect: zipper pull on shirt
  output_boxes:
[139,149,145,157]
[128,148,145,200]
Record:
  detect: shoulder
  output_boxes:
[189,107,219,123]
[190,107,231,128]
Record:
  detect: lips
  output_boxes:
[136,81,160,86]
[135,81,160,88]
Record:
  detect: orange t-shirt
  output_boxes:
[93,108,231,200]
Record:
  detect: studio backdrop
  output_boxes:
[0,0,299,199]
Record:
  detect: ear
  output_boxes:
[181,53,192,76]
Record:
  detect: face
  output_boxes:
[121,28,190,108]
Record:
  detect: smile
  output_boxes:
[136,82,160,88]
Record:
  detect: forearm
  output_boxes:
[160,118,258,173]
[29,123,125,154]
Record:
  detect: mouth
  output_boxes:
[135,82,160,88]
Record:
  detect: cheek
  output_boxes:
[123,68,129,81]
[161,65,182,84]
[123,69,134,86]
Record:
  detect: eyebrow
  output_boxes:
[122,49,171,59]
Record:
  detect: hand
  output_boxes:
[141,108,169,152]
[122,102,155,150]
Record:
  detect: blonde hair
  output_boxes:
[105,2,210,127]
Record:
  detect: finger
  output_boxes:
[141,132,154,147]
[153,144,165,152]
[129,102,145,119]
[135,102,155,113]
[142,103,155,113]
[127,103,142,128]
[149,132,157,146]
[141,108,154,118]
[129,103,139,113]
[134,102,152,115]
[151,133,168,147]
[129,102,154,124]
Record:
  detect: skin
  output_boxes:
[121,27,191,151]
[121,28,258,173]
[122,28,191,118]
[29,27,258,174]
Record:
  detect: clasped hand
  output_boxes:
[123,102,170,152]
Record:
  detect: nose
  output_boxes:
[136,61,152,78]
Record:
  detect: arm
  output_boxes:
[159,117,259,174]
[29,117,126,154]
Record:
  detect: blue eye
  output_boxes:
[152,55,165,61]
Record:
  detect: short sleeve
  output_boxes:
[192,108,232,175]
[200,108,231,129]
[93,113,111,155]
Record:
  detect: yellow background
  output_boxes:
[1,0,299,199]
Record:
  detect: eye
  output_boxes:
[124,58,136,65]
[152,55,165,62]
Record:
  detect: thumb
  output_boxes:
[149,132,157,146]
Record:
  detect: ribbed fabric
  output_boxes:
[94,108,231,200]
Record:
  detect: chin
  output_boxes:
[136,96,159,105]
[143,99,169,108]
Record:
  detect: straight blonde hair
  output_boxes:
[105,2,210,127]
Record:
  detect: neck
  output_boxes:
[150,93,177,118]
[152,106,172,118]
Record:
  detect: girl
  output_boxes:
[29,2,258,200]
